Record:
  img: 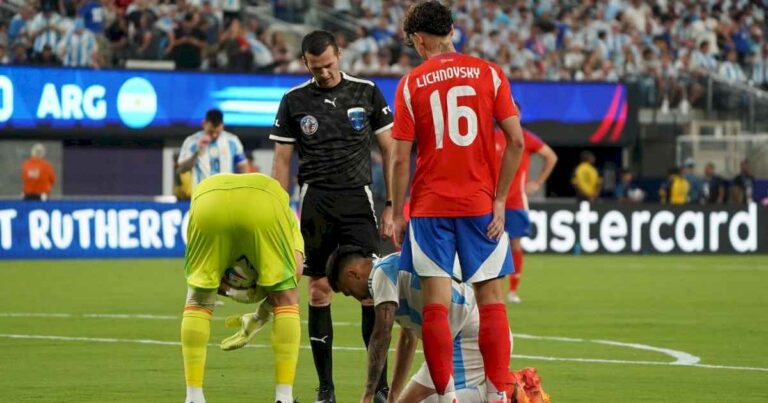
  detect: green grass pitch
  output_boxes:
[1,255,767,402]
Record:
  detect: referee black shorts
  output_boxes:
[299,185,379,278]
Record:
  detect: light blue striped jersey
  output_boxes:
[178,130,247,187]
[369,252,477,339]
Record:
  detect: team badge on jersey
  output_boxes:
[347,107,367,131]
[300,115,319,135]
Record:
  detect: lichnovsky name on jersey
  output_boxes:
[522,202,762,254]
[415,67,482,88]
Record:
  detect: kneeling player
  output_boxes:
[326,246,508,403]
[181,173,304,403]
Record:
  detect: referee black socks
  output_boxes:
[308,304,334,391]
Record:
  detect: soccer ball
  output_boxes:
[222,261,257,289]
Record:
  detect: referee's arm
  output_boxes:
[272,143,294,192]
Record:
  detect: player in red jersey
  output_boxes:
[495,128,558,304]
[390,2,524,402]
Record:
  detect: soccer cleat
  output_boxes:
[220,311,271,351]
[313,386,336,403]
[507,291,522,304]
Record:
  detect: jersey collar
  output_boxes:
[311,72,347,91]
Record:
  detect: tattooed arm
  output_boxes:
[361,301,397,403]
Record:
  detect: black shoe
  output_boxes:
[314,387,336,403]
[374,386,389,403]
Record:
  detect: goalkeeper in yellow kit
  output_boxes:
[181,173,303,403]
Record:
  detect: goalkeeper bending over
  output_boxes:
[181,173,304,403]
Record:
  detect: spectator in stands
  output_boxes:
[702,162,726,205]
[731,159,755,205]
[105,12,129,67]
[132,12,162,60]
[269,30,294,68]
[0,43,8,64]
[614,169,644,203]
[219,18,253,71]
[0,21,7,49]
[750,44,768,90]
[21,143,56,201]
[168,12,207,69]
[572,151,601,202]
[28,3,67,58]
[246,21,274,69]
[691,41,718,76]
[682,158,703,205]
[126,0,157,30]
[221,0,242,27]
[33,44,61,65]
[57,18,100,67]
[352,51,379,75]
[8,5,35,44]
[659,167,689,205]
[719,49,747,83]
[78,0,107,63]
[10,40,29,64]
[199,1,221,47]
[386,52,411,75]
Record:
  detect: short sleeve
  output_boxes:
[490,64,519,123]
[269,96,296,143]
[370,85,394,135]
[391,74,415,142]
[371,266,399,308]
[232,136,247,165]
[178,135,197,162]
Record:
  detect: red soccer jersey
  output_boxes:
[495,129,545,210]
[392,53,519,217]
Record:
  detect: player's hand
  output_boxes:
[486,199,506,241]
[379,206,394,240]
[197,134,212,152]
[392,214,407,249]
[525,181,541,195]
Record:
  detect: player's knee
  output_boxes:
[184,287,218,311]
[308,277,332,306]
[270,287,299,307]
[473,278,505,305]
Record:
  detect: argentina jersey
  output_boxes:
[369,253,477,339]
[178,131,247,187]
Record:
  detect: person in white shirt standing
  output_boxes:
[177,108,250,188]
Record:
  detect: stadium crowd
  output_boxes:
[1,0,766,106]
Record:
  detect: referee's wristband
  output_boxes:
[385,200,393,207]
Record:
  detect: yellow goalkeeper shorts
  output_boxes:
[184,173,303,291]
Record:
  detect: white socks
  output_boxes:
[185,387,205,403]
[275,383,293,403]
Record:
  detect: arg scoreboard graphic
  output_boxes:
[0,66,636,145]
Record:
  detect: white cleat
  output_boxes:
[507,291,522,304]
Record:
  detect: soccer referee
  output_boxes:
[270,30,394,403]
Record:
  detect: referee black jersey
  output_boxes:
[269,72,394,189]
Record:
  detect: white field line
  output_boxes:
[0,333,766,373]
[0,312,700,364]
